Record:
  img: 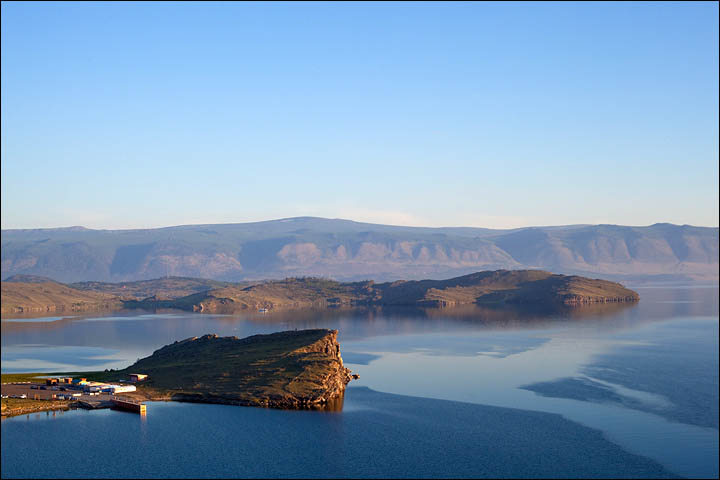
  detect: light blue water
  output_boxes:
[2,286,718,478]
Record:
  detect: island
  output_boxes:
[1,270,639,315]
[1,329,354,417]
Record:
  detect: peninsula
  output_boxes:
[1,329,354,414]
[119,329,353,408]
[1,270,639,315]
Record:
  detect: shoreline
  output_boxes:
[1,400,74,419]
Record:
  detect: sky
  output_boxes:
[1,1,718,230]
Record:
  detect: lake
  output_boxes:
[2,285,718,478]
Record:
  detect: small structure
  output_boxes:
[100,384,137,394]
[129,374,148,383]
[112,385,137,394]
[46,378,58,386]
[62,377,73,384]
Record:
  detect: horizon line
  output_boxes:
[1,216,718,232]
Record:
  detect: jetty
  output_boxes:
[111,396,146,414]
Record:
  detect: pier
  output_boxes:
[111,396,147,414]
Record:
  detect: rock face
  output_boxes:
[118,329,353,409]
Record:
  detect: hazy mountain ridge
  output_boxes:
[2,218,717,283]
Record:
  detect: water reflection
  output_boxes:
[1,287,717,373]
[0,286,717,478]
[320,390,345,412]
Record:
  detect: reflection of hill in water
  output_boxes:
[2,287,715,342]
[0,309,144,332]
[232,302,636,324]
[421,301,634,321]
[1,315,79,333]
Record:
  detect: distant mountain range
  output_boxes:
[1,217,717,283]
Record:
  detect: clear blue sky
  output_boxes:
[1,1,718,229]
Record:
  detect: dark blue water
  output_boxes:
[2,286,718,478]
[2,387,677,479]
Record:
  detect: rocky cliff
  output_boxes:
[115,329,353,409]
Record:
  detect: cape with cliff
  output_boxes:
[1,329,354,412]
[1,269,639,315]
[120,329,353,409]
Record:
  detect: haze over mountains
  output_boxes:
[1,217,717,283]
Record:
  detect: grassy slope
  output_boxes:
[160,270,639,311]
[100,329,351,406]
[179,278,371,311]
[1,398,72,417]
[469,273,640,305]
[1,281,122,314]
[1,373,50,383]
[69,276,245,300]
[2,270,639,315]
[1,330,352,409]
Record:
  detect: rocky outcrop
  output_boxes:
[114,329,354,410]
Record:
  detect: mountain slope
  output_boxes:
[2,217,717,282]
[0,280,122,314]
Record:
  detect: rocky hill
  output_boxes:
[2,269,638,315]
[112,329,353,409]
[134,270,639,312]
[2,218,717,283]
[0,280,122,315]
[69,276,243,300]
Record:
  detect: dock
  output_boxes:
[76,399,113,409]
[111,396,147,414]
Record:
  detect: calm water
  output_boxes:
[2,286,718,478]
